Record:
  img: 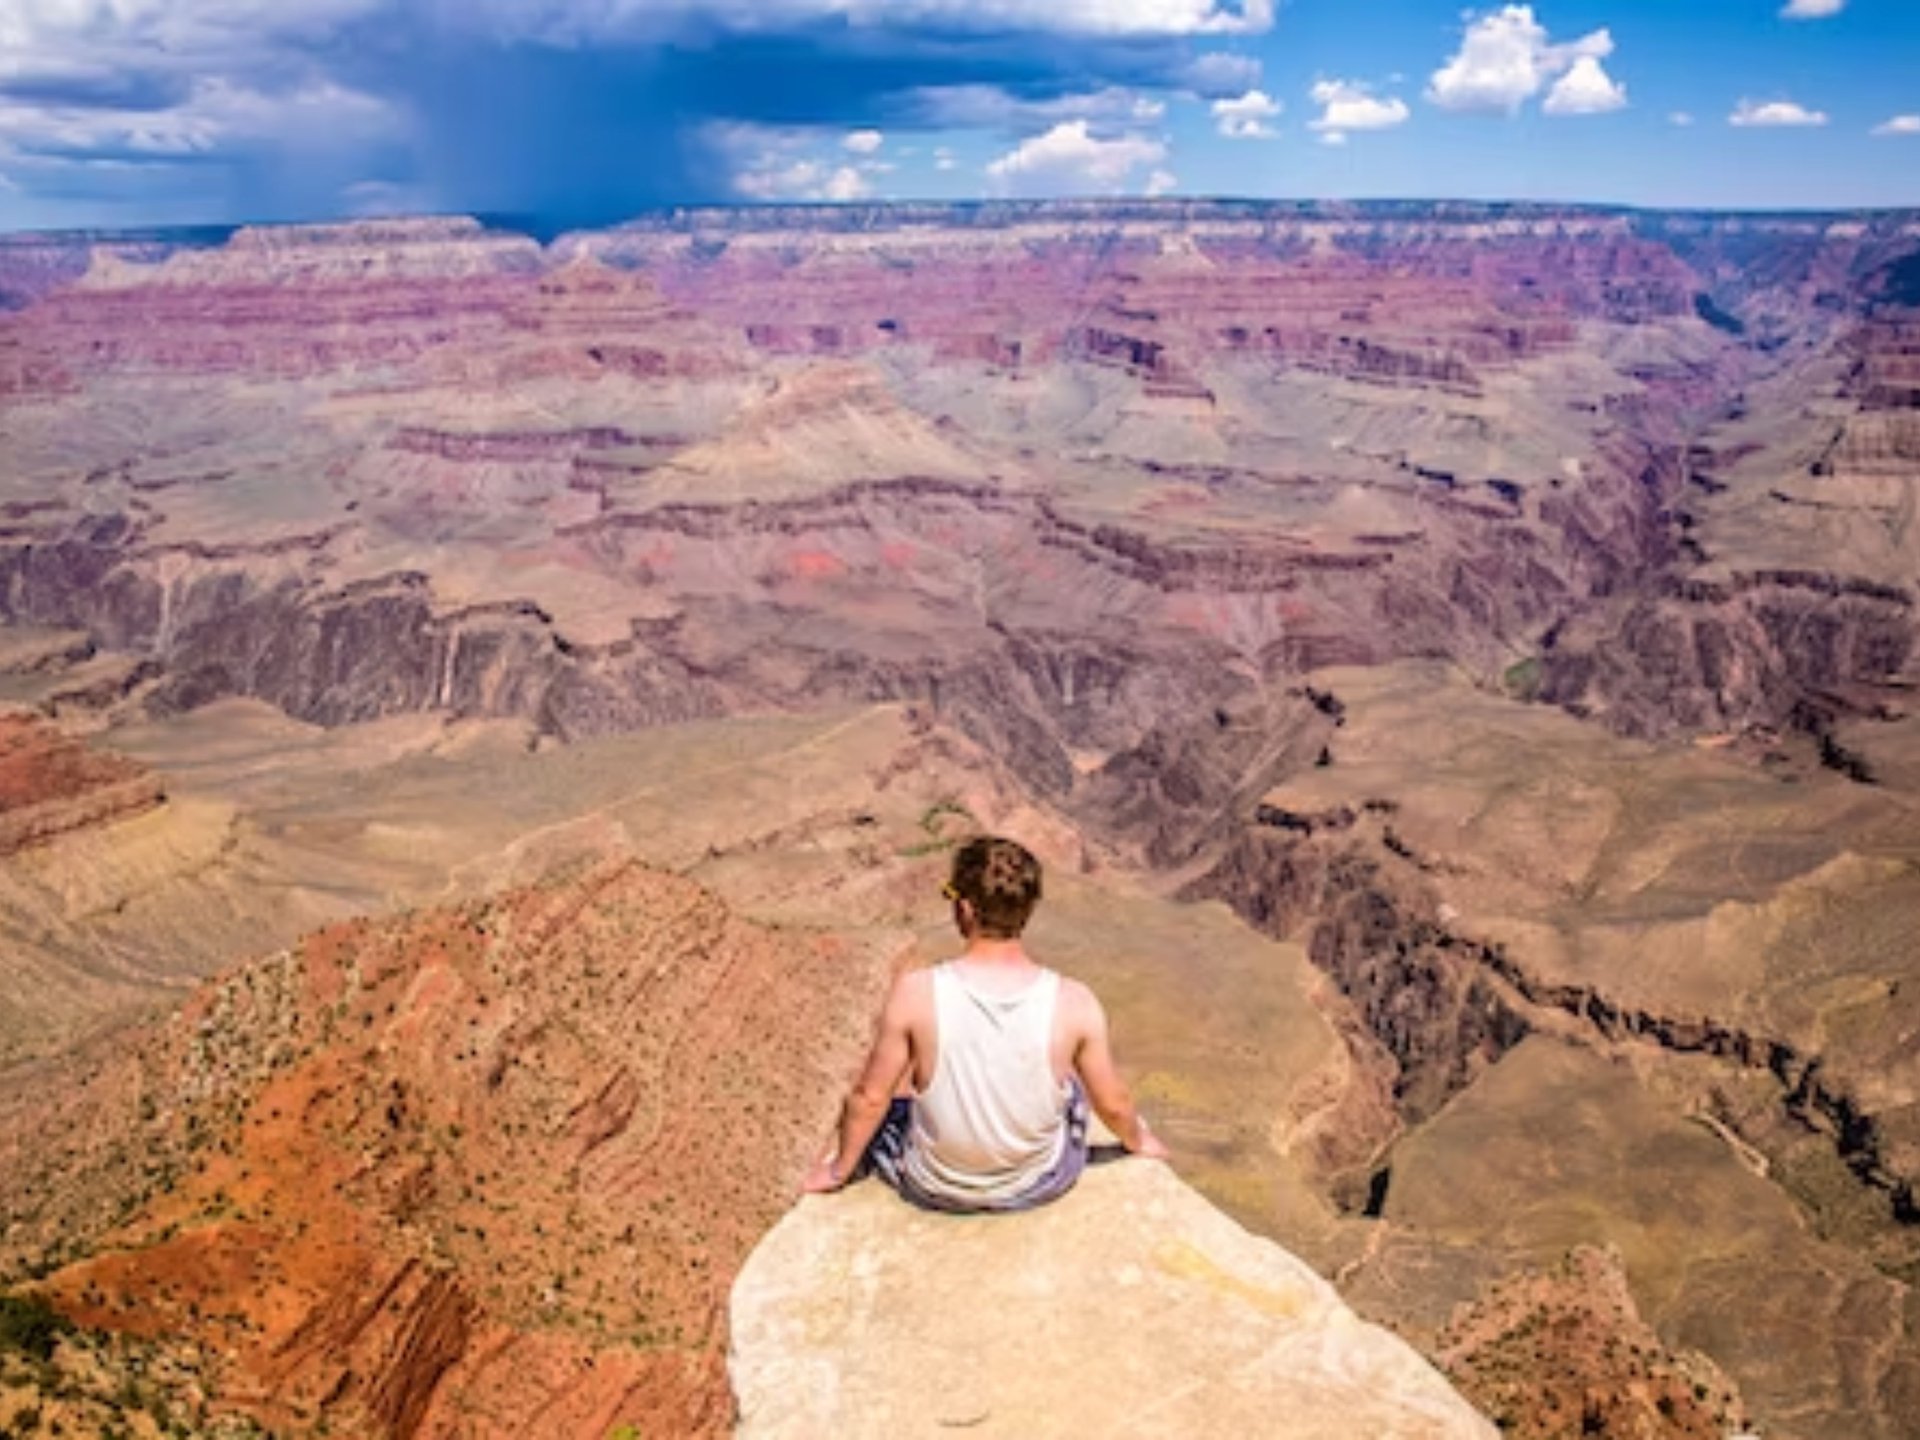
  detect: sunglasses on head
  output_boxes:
[942,882,961,902]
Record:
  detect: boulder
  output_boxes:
[731,1159,1495,1438]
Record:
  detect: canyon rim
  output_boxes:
[0,196,1916,1437]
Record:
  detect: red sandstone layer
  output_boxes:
[0,713,164,855]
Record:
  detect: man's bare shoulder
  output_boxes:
[887,967,936,1022]
[1052,974,1106,1033]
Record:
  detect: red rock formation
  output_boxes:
[598,215,1690,395]
[0,713,164,854]
[0,860,893,1438]
[1849,319,1920,411]
[0,231,181,309]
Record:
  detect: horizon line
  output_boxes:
[5,194,1920,245]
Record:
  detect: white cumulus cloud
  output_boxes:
[1730,99,1830,127]
[1212,88,1281,139]
[733,157,872,201]
[1873,115,1920,136]
[709,120,880,201]
[821,165,870,200]
[985,119,1168,196]
[1781,0,1845,18]
[1307,80,1410,142]
[1427,5,1625,117]
[1543,54,1626,115]
[842,128,883,153]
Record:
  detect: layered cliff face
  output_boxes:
[0,207,1720,868]
[0,204,1829,746]
[3,201,1920,1440]
[0,229,197,311]
[9,205,1907,768]
[0,708,194,1063]
[1185,662,1920,1438]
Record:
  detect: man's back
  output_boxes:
[896,961,1134,1119]
[898,961,1072,1206]
[801,836,1168,1207]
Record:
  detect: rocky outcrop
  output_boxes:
[1538,571,1915,740]
[1188,809,1920,1230]
[0,861,895,1438]
[1438,1246,1750,1439]
[0,534,576,729]
[71,218,540,289]
[1847,318,1920,412]
[1071,688,1336,866]
[0,230,192,310]
[730,1160,1495,1439]
[0,713,164,855]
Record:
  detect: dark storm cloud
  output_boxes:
[0,0,1267,227]
[326,11,1251,228]
[0,69,196,113]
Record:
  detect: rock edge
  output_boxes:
[730,1159,1495,1439]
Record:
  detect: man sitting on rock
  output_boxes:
[803,835,1169,1211]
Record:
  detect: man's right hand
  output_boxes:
[1132,1115,1170,1161]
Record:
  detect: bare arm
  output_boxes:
[802,973,918,1193]
[1069,982,1169,1159]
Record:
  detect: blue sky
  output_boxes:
[0,1,1915,232]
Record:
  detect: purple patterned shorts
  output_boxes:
[858,1077,1091,1214]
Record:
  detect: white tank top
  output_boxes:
[901,962,1071,1207]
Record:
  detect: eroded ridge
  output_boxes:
[0,861,892,1438]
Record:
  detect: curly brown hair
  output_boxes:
[947,836,1043,939]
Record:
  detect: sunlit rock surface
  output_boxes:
[731,1160,1495,1439]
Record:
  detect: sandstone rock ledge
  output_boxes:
[730,1161,1495,1438]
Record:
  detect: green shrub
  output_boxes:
[0,1291,70,1362]
[1501,657,1543,702]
